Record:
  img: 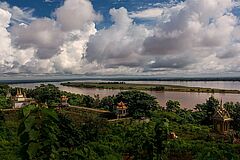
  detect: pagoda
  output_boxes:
[212,100,232,134]
[116,101,128,118]
[13,88,34,108]
[60,95,69,107]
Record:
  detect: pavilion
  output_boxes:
[212,101,233,134]
[116,101,128,118]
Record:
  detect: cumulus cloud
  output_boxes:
[6,0,99,74]
[55,0,102,31]
[52,24,97,73]
[1,0,240,76]
[0,8,13,72]
[84,0,240,75]
[11,19,64,59]
[10,0,102,61]
[86,7,150,68]
[138,0,239,73]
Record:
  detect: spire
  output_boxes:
[19,89,22,95]
[16,88,19,95]
[220,99,223,110]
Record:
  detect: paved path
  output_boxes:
[69,106,110,113]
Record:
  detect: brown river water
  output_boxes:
[10,81,240,109]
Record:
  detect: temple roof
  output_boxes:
[61,95,68,101]
[212,100,232,121]
[117,101,128,110]
[15,88,25,98]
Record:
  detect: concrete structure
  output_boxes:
[212,100,233,134]
[13,88,34,109]
[60,95,69,107]
[116,101,128,118]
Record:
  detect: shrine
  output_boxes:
[212,101,232,134]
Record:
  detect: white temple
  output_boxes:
[13,89,34,109]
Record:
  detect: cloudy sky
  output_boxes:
[1,0,240,77]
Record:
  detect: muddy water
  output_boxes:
[10,81,240,109]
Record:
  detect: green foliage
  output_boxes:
[166,100,180,112]
[0,84,10,96]
[168,140,240,160]
[1,84,240,160]
[154,118,169,160]
[151,86,165,91]
[0,111,20,160]
[224,102,240,131]
[0,96,11,109]
[99,96,116,111]
[31,84,61,106]
[195,96,219,125]
[0,84,11,109]
[18,105,60,160]
[63,92,95,108]
[116,90,159,118]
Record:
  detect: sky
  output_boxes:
[0,0,240,77]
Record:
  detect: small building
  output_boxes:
[60,95,69,107]
[116,101,128,118]
[13,88,35,109]
[212,101,233,134]
[169,132,178,139]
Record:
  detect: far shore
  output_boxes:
[60,82,240,94]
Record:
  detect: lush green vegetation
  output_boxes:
[61,82,240,94]
[0,84,240,159]
[0,85,11,109]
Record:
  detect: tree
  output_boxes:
[116,90,159,118]
[99,96,116,111]
[31,84,61,106]
[0,84,10,96]
[82,95,95,108]
[18,105,60,160]
[0,96,11,109]
[123,122,154,160]
[154,118,169,160]
[194,96,219,125]
[224,102,240,131]
[166,100,180,112]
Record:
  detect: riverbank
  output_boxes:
[61,82,240,94]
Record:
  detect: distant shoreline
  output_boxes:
[61,82,240,94]
[1,76,240,84]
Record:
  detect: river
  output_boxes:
[10,81,240,109]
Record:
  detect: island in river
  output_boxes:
[61,81,240,94]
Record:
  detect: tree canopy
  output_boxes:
[115,90,159,117]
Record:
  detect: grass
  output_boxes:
[61,82,240,94]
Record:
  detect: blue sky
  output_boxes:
[1,0,183,29]
[0,0,240,76]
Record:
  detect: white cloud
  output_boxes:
[0,2,35,24]
[86,7,150,68]
[140,0,239,73]
[0,8,13,72]
[11,18,64,59]
[1,0,240,76]
[130,8,164,19]
[7,0,100,74]
[55,0,102,31]
[130,3,184,21]
[52,24,97,74]
[45,0,55,2]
